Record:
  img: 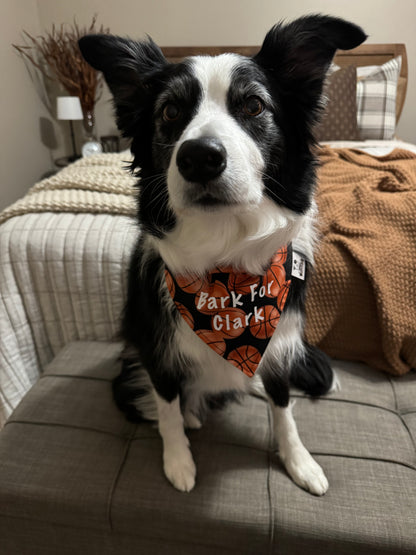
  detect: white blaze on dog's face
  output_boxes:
[166,54,268,213]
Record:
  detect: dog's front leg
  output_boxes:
[271,400,328,496]
[154,392,196,492]
[262,370,328,496]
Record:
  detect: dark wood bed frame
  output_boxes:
[162,44,408,123]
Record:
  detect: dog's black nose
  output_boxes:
[176,138,227,183]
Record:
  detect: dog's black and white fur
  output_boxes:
[79,15,366,495]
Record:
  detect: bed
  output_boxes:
[1,43,416,554]
[1,41,414,422]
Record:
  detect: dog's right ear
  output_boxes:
[78,34,168,137]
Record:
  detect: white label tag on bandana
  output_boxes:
[292,251,306,280]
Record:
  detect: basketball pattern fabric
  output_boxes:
[165,245,295,377]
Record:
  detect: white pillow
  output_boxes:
[356,56,401,140]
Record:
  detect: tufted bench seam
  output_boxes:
[388,375,416,462]
[4,419,131,441]
[5,418,277,454]
[388,375,399,412]
[41,373,112,382]
[291,393,400,416]
[7,419,415,471]
[265,402,275,555]
[107,425,137,531]
[311,451,416,471]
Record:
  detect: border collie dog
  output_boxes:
[79,15,366,495]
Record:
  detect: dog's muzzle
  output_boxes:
[176,137,227,184]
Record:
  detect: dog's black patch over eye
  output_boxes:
[152,63,202,174]
[228,61,280,164]
[243,96,264,117]
[162,103,181,122]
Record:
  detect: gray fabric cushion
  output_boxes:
[1,342,416,554]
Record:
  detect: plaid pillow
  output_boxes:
[316,65,360,141]
[356,56,401,140]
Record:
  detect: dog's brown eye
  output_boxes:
[243,96,264,117]
[162,103,181,122]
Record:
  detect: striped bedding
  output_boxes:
[0,212,137,425]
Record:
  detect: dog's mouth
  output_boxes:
[195,194,233,208]
[184,185,239,210]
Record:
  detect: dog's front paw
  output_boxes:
[283,448,328,496]
[163,446,196,492]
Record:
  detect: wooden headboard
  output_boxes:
[162,43,408,123]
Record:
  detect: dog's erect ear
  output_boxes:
[78,34,167,137]
[255,14,366,81]
[78,34,167,95]
[254,14,366,113]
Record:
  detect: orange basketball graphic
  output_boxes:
[195,280,230,315]
[212,307,247,338]
[165,269,175,297]
[227,345,262,377]
[263,263,286,297]
[277,280,291,311]
[196,329,226,356]
[175,274,206,294]
[249,304,280,339]
[214,263,234,273]
[228,272,260,295]
[272,247,287,266]
[175,302,194,329]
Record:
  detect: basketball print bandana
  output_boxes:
[165,246,297,377]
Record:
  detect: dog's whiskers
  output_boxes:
[261,172,286,204]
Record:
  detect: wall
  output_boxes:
[2,0,415,209]
[36,0,416,144]
[0,0,52,210]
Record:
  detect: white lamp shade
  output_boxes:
[57,96,83,120]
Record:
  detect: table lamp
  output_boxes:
[57,96,83,162]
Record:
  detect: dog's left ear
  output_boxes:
[254,14,367,115]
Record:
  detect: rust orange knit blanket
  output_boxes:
[305,146,416,375]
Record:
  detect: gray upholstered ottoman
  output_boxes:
[1,342,415,554]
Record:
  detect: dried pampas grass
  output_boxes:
[13,15,109,114]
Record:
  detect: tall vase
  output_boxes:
[81,109,102,157]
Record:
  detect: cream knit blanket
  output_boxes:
[0,152,137,225]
